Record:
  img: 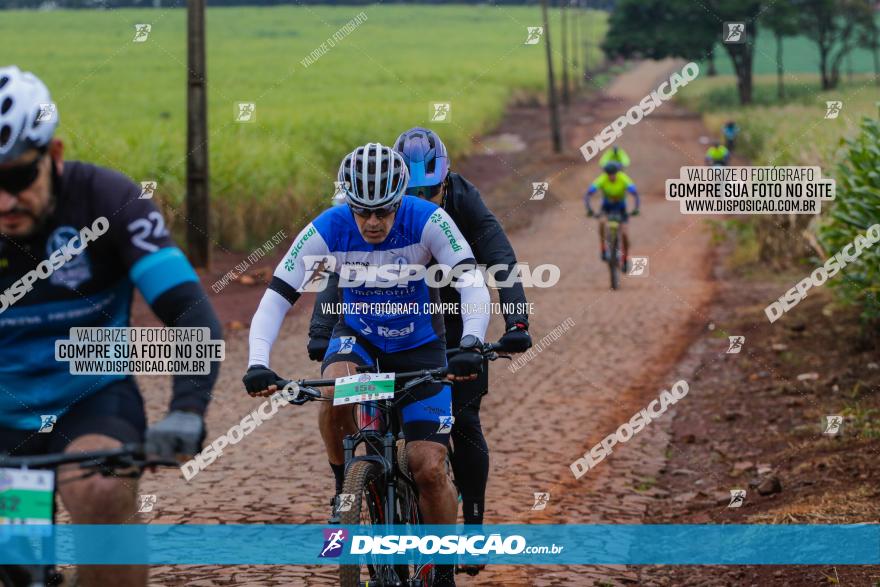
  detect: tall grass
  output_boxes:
[1,6,607,249]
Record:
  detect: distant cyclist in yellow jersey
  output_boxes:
[585,162,640,271]
[705,139,730,165]
[598,145,631,169]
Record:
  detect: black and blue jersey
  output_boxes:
[0,161,219,430]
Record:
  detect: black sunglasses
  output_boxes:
[349,201,400,219]
[0,151,46,195]
[405,184,443,199]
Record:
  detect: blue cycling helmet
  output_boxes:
[393,127,449,188]
[603,161,621,174]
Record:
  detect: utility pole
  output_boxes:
[187,0,210,267]
[561,0,570,106]
[572,0,580,88]
[541,0,562,153]
[584,0,593,77]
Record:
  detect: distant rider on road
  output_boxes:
[585,161,640,273]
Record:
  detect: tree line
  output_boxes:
[602,0,880,104]
[3,0,616,8]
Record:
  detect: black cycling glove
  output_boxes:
[499,323,532,353]
[243,365,280,395]
[448,335,484,377]
[145,411,205,458]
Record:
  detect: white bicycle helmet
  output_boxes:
[0,66,58,164]
[337,143,409,210]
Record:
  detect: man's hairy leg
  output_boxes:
[59,434,145,587]
[320,361,359,465]
[408,440,457,524]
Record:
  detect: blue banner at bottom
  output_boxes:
[0,524,877,565]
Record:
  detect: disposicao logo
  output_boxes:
[319,528,348,558]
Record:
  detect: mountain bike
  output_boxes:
[279,342,506,587]
[0,444,176,587]
[603,210,625,290]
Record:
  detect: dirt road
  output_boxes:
[136,59,719,586]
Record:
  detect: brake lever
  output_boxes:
[276,380,322,405]
[485,344,512,361]
[290,389,313,405]
[402,373,437,392]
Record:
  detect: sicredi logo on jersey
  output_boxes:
[430,211,462,252]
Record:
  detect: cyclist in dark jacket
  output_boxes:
[308,129,532,553]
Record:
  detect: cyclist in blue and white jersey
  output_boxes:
[243,143,490,587]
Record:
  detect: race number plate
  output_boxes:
[0,469,55,525]
[333,373,395,406]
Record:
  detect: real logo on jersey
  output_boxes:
[377,322,415,338]
[47,226,92,290]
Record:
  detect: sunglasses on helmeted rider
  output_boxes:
[0,150,47,195]
[348,201,400,219]
[405,183,442,200]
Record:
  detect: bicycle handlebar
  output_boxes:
[445,341,506,357]
[0,443,178,471]
[276,342,509,405]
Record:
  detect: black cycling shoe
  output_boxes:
[433,564,456,586]
[328,494,341,524]
[456,563,485,576]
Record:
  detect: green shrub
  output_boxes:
[818,116,880,322]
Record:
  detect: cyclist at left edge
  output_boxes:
[0,66,221,587]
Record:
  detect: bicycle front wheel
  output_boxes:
[338,460,386,587]
[608,231,621,290]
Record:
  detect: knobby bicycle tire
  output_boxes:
[338,460,385,587]
[609,229,621,290]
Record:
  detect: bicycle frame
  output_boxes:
[603,211,624,289]
[281,344,507,586]
[343,399,401,526]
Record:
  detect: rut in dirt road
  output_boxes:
[131,59,718,587]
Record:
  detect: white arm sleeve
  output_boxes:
[421,208,491,342]
[457,273,491,341]
[247,222,330,368]
[248,289,291,368]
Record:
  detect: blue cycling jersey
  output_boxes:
[0,162,198,430]
[264,196,486,354]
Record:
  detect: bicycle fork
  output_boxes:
[343,401,397,526]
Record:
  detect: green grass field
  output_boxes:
[2,6,605,248]
[704,25,880,76]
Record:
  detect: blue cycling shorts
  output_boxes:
[601,199,629,222]
[322,324,452,445]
